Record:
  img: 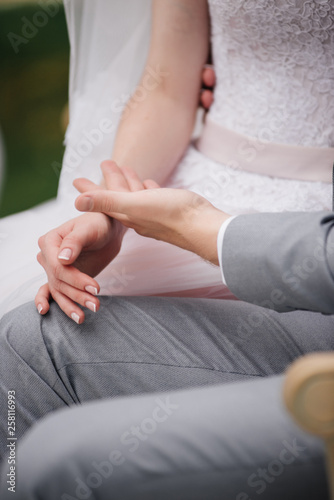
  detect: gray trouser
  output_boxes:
[0,296,333,499]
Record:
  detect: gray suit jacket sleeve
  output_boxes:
[222,211,334,314]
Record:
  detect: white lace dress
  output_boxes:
[0,0,333,314]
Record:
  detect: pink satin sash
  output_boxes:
[196,117,334,184]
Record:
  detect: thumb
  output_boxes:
[75,191,132,216]
[57,224,95,264]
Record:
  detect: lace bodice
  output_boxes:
[207,0,334,148]
[58,0,332,214]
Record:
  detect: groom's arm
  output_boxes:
[221,212,334,314]
[75,182,334,315]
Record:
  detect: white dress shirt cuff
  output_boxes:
[217,216,238,285]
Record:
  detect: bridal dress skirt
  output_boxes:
[1,120,332,318]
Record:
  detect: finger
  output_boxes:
[75,191,130,215]
[143,179,160,189]
[38,228,63,253]
[73,178,102,194]
[202,65,216,88]
[52,262,100,298]
[101,160,131,192]
[76,188,165,216]
[57,223,102,267]
[39,238,101,298]
[38,222,77,272]
[37,250,46,269]
[53,279,100,314]
[37,233,62,273]
[120,165,145,192]
[35,283,51,315]
[38,247,100,300]
[50,288,86,324]
[200,89,214,110]
[75,192,138,229]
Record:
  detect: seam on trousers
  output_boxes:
[39,316,80,404]
[4,330,67,403]
[55,360,266,379]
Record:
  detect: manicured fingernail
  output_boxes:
[71,312,80,324]
[37,304,43,314]
[80,196,93,211]
[58,248,72,261]
[85,301,96,313]
[85,285,98,296]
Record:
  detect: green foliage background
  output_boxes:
[0,3,69,216]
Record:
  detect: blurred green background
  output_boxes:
[0,0,69,217]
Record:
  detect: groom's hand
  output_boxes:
[75,187,230,266]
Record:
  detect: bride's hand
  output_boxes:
[35,212,124,324]
[75,187,230,266]
[35,161,156,324]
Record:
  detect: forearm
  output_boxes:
[112,88,197,185]
[109,0,209,185]
[75,186,230,266]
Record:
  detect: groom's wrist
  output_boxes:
[189,207,231,266]
[206,210,231,265]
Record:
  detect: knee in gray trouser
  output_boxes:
[0,302,71,466]
[0,302,51,393]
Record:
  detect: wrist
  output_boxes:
[189,206,230,265]
[202,209,231,265]
[95,213,126,246]
[112,217,127,241]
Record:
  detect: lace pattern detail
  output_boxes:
[207,0,334,148]
[168,145,332,214]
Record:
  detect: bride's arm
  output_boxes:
[111,0,210,184]
[34,1,209,322]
